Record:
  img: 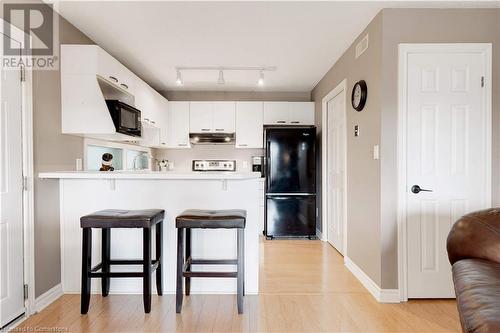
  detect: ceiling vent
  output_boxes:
[355,34,369,59]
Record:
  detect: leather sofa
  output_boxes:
[447,208,500,333]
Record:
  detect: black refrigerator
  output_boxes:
[264,126,316,239]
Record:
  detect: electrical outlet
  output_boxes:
[354,125,360,137]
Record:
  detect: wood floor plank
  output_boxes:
[16,238,460,332]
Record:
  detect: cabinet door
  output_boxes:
[134,78,153,122]
[288,102,315,125]
[158,99,169,147]
[190,102,213,133]
[235,102,263,148]
[263,102,289,125]
[212,102,236,133]
[167,102,190,148]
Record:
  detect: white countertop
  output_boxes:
[38,170,262,180]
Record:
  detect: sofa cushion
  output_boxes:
[452,258,500,333]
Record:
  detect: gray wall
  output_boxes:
[379,8,500,289]
[311,13,383,285]
[32,15,93,297]
[162,90,310,102]
[311,8,500,289]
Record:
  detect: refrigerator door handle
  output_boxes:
[266,193,316,196]
[266,140,271,192]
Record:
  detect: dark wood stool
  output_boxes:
[175,209,246,314]
[80,209,164,314]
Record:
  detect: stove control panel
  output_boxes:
[192,160,236,172]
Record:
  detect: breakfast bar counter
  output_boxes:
[39,171,262,295]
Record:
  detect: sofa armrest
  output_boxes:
[447,208,500,265]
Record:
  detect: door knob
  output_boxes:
[411,185,433,194]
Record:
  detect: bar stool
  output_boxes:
[175,209,246,314]
[80,209,164,314]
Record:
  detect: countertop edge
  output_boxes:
[38,172,263,180]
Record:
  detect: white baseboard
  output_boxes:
[35,283,63,313]
[344,257,400,303]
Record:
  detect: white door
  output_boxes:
[0,33,25,326]
[326,91,346,254]
[235,102,263,148]
[405,46,490,298]
[190,102,213,133]
[213,102,235,133]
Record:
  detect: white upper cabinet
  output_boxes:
[167,102,190,148]
[213,102,236,133]
[288,102,315,125]
[190,102,213,133]
[158,99,169,147]
[263,102,289,125]
[235,102,263,148]
[263,102,315,125]
[189,101,236,133]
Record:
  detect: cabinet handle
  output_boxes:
[120,83,129,89]
[178,143,188,147]
[238,144,248,147]
[108,76,118,83]
[161,142,166,145]
[201,128,211,132]
[144,118,150,122]
[215,128,225,131]
[151,121,155,124]
[291,121,300,124]
[277,121,286,124]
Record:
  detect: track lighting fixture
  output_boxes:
[257,71,265,87]
[217,70,225,85]
[174,66,276,87]
[176,70,183,86]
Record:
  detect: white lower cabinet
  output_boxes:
[167,102,190,148]
[235,102,263,148]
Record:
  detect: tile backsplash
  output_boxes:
[154,145,263,172]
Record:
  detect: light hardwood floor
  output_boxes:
[16,239,461,332]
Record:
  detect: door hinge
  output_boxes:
[23,176,28,191]
[24,284,28,300]
[20,65,26,82]
[481,76,485,88]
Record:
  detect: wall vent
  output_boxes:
[355,34,369,59]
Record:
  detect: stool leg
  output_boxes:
[176,228,184,313]
[237,228,244,314]
[155,222,163,296]
[101,228,110,297]
[143,227,152,313]
[185,228,191,296]
[81,227,92,314]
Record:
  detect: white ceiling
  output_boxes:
[53,1,499,92]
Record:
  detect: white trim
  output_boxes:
[0,19,36,318]
[315,228,323,240]
[321,79,348,255]
[34,284,63,313]
[397,43,492,301]
[344,257,400,303]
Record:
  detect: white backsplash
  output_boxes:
[154,146,263,172]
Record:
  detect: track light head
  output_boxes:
[176,70,183,86]
[257,71,265,87]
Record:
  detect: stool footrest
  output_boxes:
[191,259,238,265]
[183,271,237,278]
[90,260,160,275]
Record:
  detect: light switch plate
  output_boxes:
[373,145,380,160]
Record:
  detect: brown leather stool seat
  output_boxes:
[176,209,246,229]
[81,209,164,228]
[175,209,246,314]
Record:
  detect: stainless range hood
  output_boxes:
[189,132,236,145]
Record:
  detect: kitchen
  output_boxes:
[3,2,498,332]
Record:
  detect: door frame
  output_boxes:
[0,19,35,319]
[321,79,348,255]
[397,43,492,301]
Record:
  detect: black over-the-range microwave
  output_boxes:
[105,100,142,137]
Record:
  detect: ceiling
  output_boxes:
[52,1,499,92]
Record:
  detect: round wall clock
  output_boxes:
[351,80,367,111]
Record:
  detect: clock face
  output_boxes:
[351,80,367,111]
